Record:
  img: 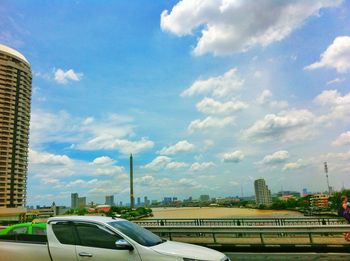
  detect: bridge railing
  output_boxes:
[135,217,346,227]
[143,225,350,246]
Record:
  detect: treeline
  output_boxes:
[259,189,350,213]
[65,206,153,220]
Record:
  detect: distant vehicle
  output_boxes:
[0,216,230,261]
[0,222,46,235]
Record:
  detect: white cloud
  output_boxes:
[161,0,341,55]
[332,131,350,146]
[326,78,345,85]
[230,181,240,186]
[244,109,315,142]
[222,150,244,163]
[29,149,72,165]
[54,68,83,84]
[94,166,125,176]
[135,176,204,190]
[90,156,116,165]
[30,111,137,153]
[190,162,215,172]
[257,90,273,105]
[204,139,215,150]
[30,110,77,147]
[305,36,350,73]
[144,156,172,170]
[165,161,189,170]
[79,137,154,155]
[29,148,126,183]
[143,156,188,171]
[160,140,195,155]
[257,89,288,109]
[181,68,244,98]
[188,116,235,133]
[135,175,155,186]
[178,178,203,189]
[196,97,248,114]
[259,150,289,165]
[283,159,306,171]
[314,90,350,123]
[83,117,94,125]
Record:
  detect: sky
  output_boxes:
[1,0,350,206]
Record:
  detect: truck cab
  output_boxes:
[0,216,230,261]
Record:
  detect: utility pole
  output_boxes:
[130,154,134,208]
[324,162,331,195]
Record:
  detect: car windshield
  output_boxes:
[108,221,162,247]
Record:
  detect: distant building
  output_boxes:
[77,197,86,208]
[172,197,178,202]
[163,197,172,204]
[199,195,210,202]
[71,193,78,209]
[310,194,329,209]
[119,201,123,206]
[105,195,114,206]
[137,197,141,206]
[254,179,272,206]
[302,188,308,196]
[144,196,150,206]
[276,191,301,198]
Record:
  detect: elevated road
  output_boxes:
[141,224,350,253]
[135,217,346,227]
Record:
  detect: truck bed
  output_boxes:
[0,234,52,261]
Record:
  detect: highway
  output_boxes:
[224,252,350,261]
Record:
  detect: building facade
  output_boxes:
[105,195,114,206]
[310,194,329,209]
[0,44,32,208]
[77,197,86,208]
[71,193,78,209]
[254,178,272,206]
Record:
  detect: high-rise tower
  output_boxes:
[130,154,134,208]
[254,178,272,206]
[0,44,32,208]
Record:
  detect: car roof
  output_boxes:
[48,215,125,224]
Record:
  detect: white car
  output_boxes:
[0,215,230,261]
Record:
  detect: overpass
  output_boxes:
[135,217,346,227]
[137,218,350,255]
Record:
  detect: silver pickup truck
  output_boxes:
[0,215,230,261]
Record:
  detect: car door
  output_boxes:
[49,221,79,261]
[74,222,141,261]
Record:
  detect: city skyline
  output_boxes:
[1,1,350,206]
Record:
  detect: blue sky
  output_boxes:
[1,0,350,206]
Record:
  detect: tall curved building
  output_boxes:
[0,44,31,208]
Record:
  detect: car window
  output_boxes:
[75,223,122,249]
[32,227,46,235]
[52,223,76,245]
[8,226,28,235]
[108,221,162,247]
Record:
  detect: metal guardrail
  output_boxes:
[143,225,350,245]
[135,217,346,227]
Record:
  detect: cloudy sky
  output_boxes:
[1,0,350,206]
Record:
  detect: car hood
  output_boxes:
[150,240,226,261]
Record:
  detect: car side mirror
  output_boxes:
[115,239,134,251]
